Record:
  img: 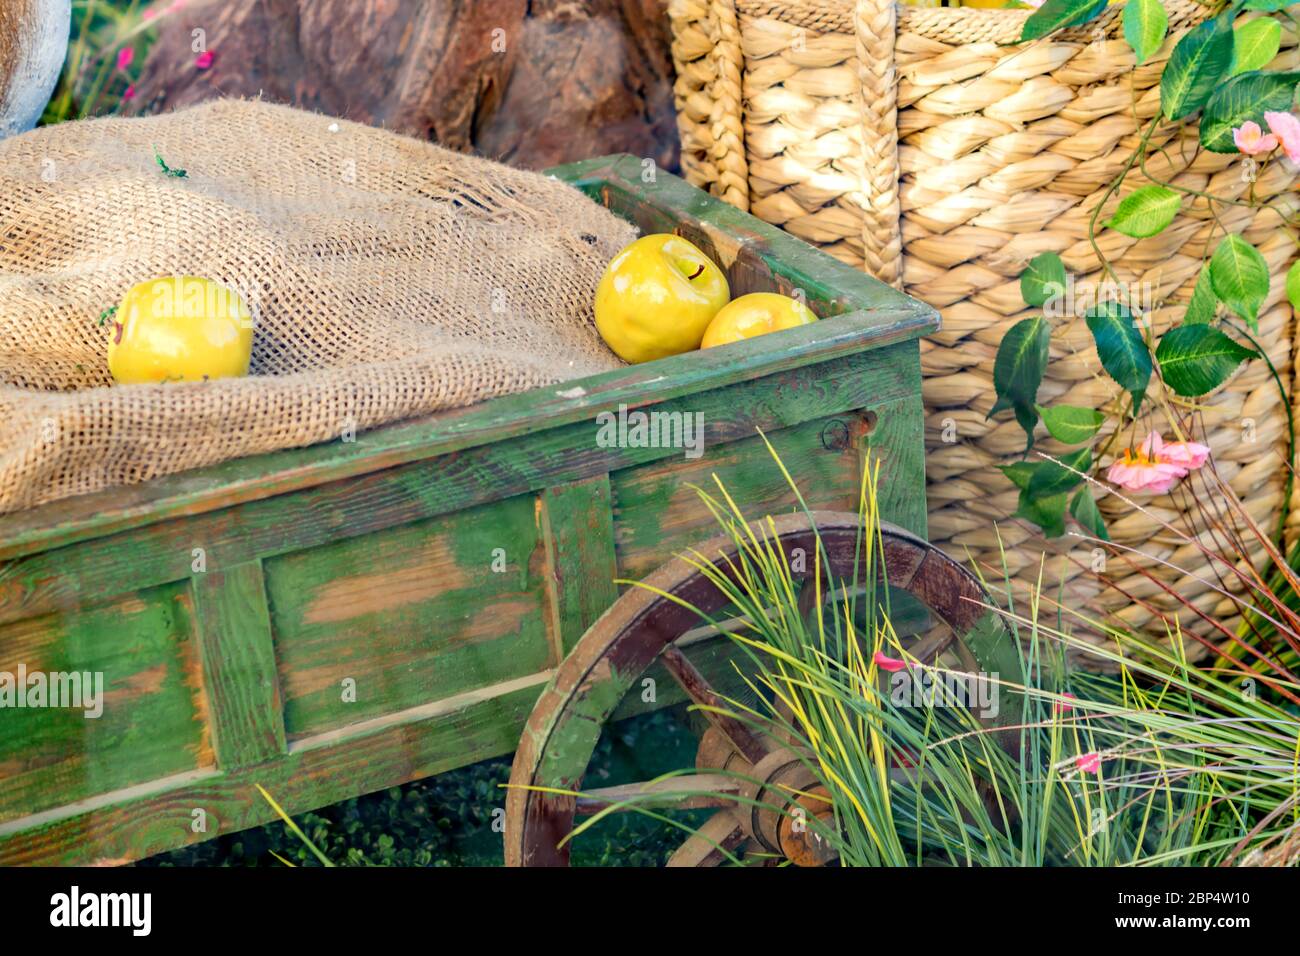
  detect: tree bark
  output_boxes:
[127,0,679,171]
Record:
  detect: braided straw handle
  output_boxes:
[709,0,751,211]
[854,0,903,289]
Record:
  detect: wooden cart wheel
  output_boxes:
[505,511,1016,867]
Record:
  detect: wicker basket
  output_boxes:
[669,0,1300,650]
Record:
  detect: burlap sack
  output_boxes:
[0,99,634,514]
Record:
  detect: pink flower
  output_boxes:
[1233,121,1278,156]
[1106,432,1209,494]
[123,85,136,101]
[143,8,156,20]
[1265,112,1300,164]
[194,50,214,70]
[1076,752,1102,774]
[873,651,907,673]
[116,47,134,72]
[1054,692,1075,716]
[1159,437,1211,470]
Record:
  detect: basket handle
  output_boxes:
[855,0,904,289]
[708,0,751,212]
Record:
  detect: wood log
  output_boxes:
[126,0,679,171]
[0,0,71,138]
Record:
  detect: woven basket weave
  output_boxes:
[670,0,1300,650]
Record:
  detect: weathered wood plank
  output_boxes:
[0,583,212,824]
[863,360,929,539]
[263,494,552,739]
[0,347,916,626]
[0,674,548,866]
[539,476,620,660]
[191,561,286,768]
[611,414,869,581]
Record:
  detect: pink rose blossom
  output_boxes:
[1076,753,1102,774]
[1107,432,1210,494]
[116,47,134,72]
[195,50,214,70]
[873,651,907,673]
[1265,112,1300,164]
[1233,121,1278,156]
[1159,437,1211,470]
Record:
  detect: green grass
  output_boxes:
[569,441,1298,866]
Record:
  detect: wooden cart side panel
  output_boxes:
[610,413,877,582]
[0,582,213,824]
[0,677,548,866]
[263,493,553,740]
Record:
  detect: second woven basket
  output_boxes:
[670,0,1300,653]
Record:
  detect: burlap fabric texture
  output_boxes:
[0,99,634,513]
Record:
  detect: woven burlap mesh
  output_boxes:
[0,99,634,513]
[669,0,1300,653]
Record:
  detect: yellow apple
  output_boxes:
[594,234,729,364]
[700,292,818,349]
[108,276,254,384]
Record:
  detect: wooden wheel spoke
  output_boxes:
[904,624,955,665]
[659,643,769,764]
[665,810,747,868]
[574,773,741,815]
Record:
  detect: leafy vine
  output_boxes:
[991,0,1300,541]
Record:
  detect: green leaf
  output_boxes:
[1123,0,1169,65]
[1020,0,1108,42]
[153,146,188,179]
[1161,14,1235,120]
[998,460,1040,492]
[1155,324,1256,396]
[1020,252,1068,308]
[1027,446,1092,500]
[1015,488,1069,539]
[1242,0,1297,12]
[1105,184,1181,238]
[1209,234,1269,329]
[1200,71,1300,152]
[1287,258,1300,313]
[989,316,1051,452]
[1037,404,1106,444]
[1184,266,1218,324]
[1231,18,1282,76]
[1070,487,1109,541]
[1085,302,1152,412]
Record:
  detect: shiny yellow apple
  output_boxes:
[700,292,818,349]
[108,276,254,384]
[594,234,730,364]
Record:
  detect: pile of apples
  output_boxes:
[594,234,817,364]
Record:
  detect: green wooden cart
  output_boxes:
[0,154,938,865]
